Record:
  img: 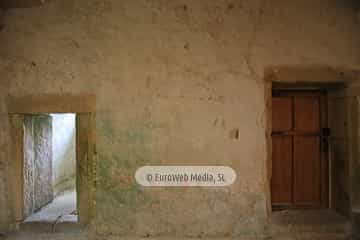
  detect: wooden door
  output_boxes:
[271,90,328,209]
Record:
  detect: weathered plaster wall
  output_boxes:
[328,85,360,213]
[0,0,359,237]
[328,92,353,215]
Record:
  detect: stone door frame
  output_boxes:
[6,93,96,229]
[264,66,360,216]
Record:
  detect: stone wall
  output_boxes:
[0,0,359,237]
[23,114,53,217]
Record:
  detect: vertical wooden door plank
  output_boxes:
[292,95,322,207]
[272,97,293,132]
[271,95,293,207]
[293,136,321,206]
[271,135,293,205]
[294,96,320,132]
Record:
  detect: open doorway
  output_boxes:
[22,113,77,223]
[6,94,96,230]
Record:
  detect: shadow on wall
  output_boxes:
[0,9,4,31]
[0,0,48,9]
[51,114,76,195]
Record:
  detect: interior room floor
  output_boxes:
[3,209,353,240]
[24,190,77,223]
[271,209,349,226]
[270,209,352,239]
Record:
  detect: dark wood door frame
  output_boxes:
[271,89,329,210]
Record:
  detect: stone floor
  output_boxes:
[1,209,353,240]
[24,189,77,223]
[271,209,350,228]
[269,209,352,239]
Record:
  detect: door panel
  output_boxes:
[272,97,292,132]
[271,135,293,204]
[294,96,320,132]
[293,136,321,206]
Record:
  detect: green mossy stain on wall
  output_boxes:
[95,114,163,230]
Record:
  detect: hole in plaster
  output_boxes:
[184,42,189,50]
[229,129,240,140]
[228,3,235,10]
